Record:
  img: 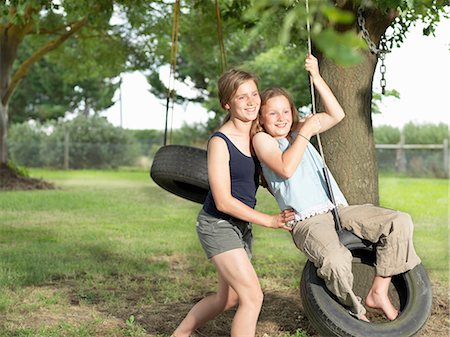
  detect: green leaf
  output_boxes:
[281,9,298,45]
[322,6,354,24]
[314,28,366,66]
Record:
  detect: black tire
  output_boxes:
[150,145,209,204]
[300,231,432,337]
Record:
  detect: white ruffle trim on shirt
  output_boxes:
[295,202,348,222]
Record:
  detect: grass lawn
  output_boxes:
[0,169,448,336]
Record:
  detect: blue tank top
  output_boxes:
[261,132,348,221]
[203,132,259,220]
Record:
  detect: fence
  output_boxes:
[375,137,449,178]
[8,139,450,178]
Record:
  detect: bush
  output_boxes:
[52,116,140,169]
[10,116,141,169]
[373,125,401,144]
[127,129,164,156]
[8,122,46,167]
[374,123,449,145]
[403,122,449,144]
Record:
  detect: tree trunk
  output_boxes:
[0,103,7,164]
[316,51,379,205]
[0,17,87,165]
[0,25,23,165]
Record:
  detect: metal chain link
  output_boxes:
[357,6,391,94]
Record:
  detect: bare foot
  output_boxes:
[365,289,399,320]
[358,313,370,322]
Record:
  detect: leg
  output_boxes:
[212,248,264,337]
[339,205,422,320]
[292,213,367,320]
[172,248,262,337]
[365,275,398,320]
[172,261,239,337]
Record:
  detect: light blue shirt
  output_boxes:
[261,132,348,221]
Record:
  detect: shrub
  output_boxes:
[8,122,46,167]
[10,116,141,169]
[373,125,400,144]
[403,122,449,144]
[46,116,141,169]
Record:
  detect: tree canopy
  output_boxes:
[141,0,448,133]
[1,0,448,201]
[0,0,159,164]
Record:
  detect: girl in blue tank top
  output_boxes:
[172,70,295,337]
[252,54,421,322]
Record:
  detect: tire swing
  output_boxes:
[299,2,432,336]
[301,231,432,337]
[150,0,226,204]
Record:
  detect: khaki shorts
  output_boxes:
[196,209,253,259]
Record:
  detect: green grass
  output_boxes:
[378,176,449,281]
[0,169,447,336]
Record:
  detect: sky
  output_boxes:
[105,16,450,130]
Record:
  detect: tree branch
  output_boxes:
[29,19,92,35]
[3,18,88,105]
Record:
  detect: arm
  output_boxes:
[253,131,312,179]
[254,55,344,179]
[299,54,345,134]
[208,136,293,230]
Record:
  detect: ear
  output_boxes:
[224,103,230,110]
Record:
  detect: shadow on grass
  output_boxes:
[1,225,448,337]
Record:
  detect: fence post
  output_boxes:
[64,128,70,170]
[395,130,407,172]
[444,138,449,178]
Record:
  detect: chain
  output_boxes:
[357,6,391,94]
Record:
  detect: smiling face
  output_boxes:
[259,95,293,139]
[224,80,261,122]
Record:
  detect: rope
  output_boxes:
[215,0,227,73]
[305,0,325,162]
[164,0,225,145]
[305,0,342,231]
[164,0,180,146]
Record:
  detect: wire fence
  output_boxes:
[8,138,450,178]
[375,139,449,178]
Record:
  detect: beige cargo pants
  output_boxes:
[291,204,421,317]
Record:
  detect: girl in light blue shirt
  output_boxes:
[252,54,421,322]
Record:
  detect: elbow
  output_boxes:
[279,169,294,180]
[214,198,232,214]
[338,110,345,122]
[215,200,226,213]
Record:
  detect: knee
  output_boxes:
[250,287,264,308]
[393,212,414,238]
[319,246,353,280]
[240,286,264,310]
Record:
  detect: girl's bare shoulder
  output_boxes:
[253,131,274,142]
[253,132,279,151]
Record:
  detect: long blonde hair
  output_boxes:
[218,68,259,125]
[251,87,299,137]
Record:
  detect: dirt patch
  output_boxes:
[136,283,448,337]
[3,281,447,336]
[1,286,125,336]
[0,163,55,191]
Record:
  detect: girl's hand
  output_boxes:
[269,209,296,231]
[300,114,321,137]
[305,54,320,80]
